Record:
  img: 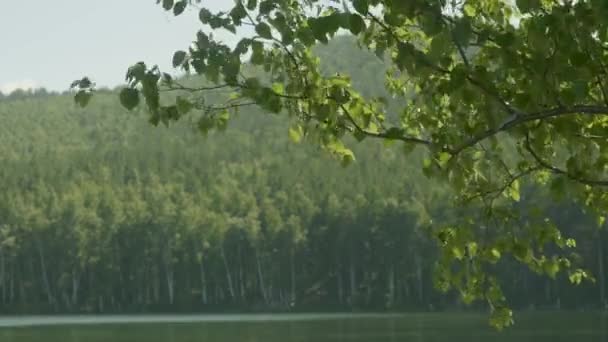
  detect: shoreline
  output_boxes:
[0,311,605,328]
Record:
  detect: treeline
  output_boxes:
[0,38,605,314]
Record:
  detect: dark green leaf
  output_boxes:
[199,8,212,24]
[230,2,247,23]
[516,0,541,13]
[176,96,193,115]
[384,127,405,140]
[126,62,146,82]
[250,41,265,64]
[348,14,365,35]
[173,0,187,15]
[119,88,140,111]
[255,23,273,39]
[453,19,472,47]
[162,0,174,11]
[70,77,92,89]
[246,0,257,10]
[172,50,187,68]
[259,0,275,15]
[74,90,93,108]
[353,0,368,15]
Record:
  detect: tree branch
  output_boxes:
[462,166,541,204]
[339,104,432,146]
[162,83,234,92]
[524,133,608,187]
[452,105,608,156]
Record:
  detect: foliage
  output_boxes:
[69,1,608,327]
[0,86,605,320]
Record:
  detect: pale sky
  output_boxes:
[0,0,235,93]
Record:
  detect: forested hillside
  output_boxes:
[0,38,605,314]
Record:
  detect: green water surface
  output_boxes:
[0,312,606,342]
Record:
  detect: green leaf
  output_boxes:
[250,41,265,65]
[453,19,472,47]
[230,2,247,23]
[246,0,257,10]
[489,248,501,263]
[512,242,530,261]
[309,18,328,43]
[271,82,284,95]
[119,88,140,111]
[466,242,478,258]
[126,62,146,83]
[255,23,273,39]
[452,247,465,260]
[568,269,590,285]
[353,0,368,15]
[296,27,316,46]
[437,152,451,167]
[341,151,356,167]
[489,307,513,330]
[546,261,560,278]
[162,0,174,11]
[348,14,366,35]
[516,0,541,13]
[173,1,187,15]
[509,179,521,202]
[70,77,92,89]
[463,3,476,16]
[565,238,576,248]
[496,31,516,47]
[176,96,193,115]
[384,127,405,140]
[259,0,275,15]
[197,115,214,133]
[199,8,212,24]
[172,50,187,68]
[74,90,92,108]
[159,105,180,126]
[234,38,252,55]
[420,15,443,36]
[289,125,304,143]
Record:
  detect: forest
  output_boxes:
[0,38,606,315]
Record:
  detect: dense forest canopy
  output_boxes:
[1,38,606,329]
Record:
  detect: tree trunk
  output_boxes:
[255,250,269,305]
[290,249,296,304]
[153,265,160,304]
[200,259,208,304]
[98,295,104,313]
[71,267,80,308]
[387,265,395,308]
[220,245,236,301]
[36,239,54,306]
[415,254,423,305]
[237,243,245,301]
[337,264,344,305]
[163,239,175,306]
[599,230,606,308]
[403,278,411,303]
[0,249,5,304]
[365,271,373,306]
[10,260,15,304]
[349,250,357,301]
[166,267,174,305]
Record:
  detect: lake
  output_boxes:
[0,312,606,342]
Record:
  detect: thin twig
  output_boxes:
[524,133,608,187]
